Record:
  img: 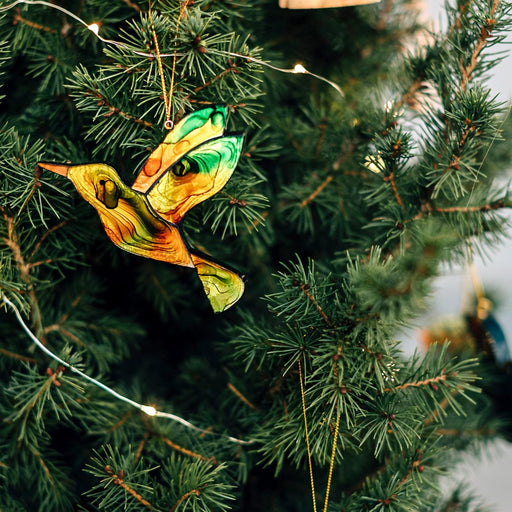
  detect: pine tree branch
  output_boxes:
[188,64,239,97]
[29,445,56,486]
[227,382,259,410]
[299,175,333,209]
[121,0,142,12]
[108,410,135,432]
[383,172,406,212]
[29,221,67,259]
[13,8,56,33]
[314,118,328,159]
[435,427,496,436]
[104,465,155,511]
[292,279,333,328]
[395,78,424,112]
[2,208,46,342]
[87,88,153,127]
[159,434,217,463]
[384,371,448,392]
[135,430,150,463]
[460,0,500,92]
[0,347,36,363]
[424,389,461,426]
[169,487,204,512]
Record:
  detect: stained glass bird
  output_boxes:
[38,106,245,313]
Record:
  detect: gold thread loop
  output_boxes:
[150,1,189,130]
[298,358,318,512]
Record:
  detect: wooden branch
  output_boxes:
[299,175,333,209]
[227,382,259,410]
[104,465,155,511]
[293,279,333,328]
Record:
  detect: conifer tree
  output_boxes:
[1,0,511,511]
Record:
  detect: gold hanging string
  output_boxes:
[299,356,343,512]
[298,358,318,512]
[323,409,340,512]
[150,1,189,130]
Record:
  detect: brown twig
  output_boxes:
[293,279,333,328]
[169,487,203,512]
[299,175,333,209]
[104,465,155,511]
[383,172,406,212]
[13,8,56,32]
[29,221,67,259]
[160,435,216,463]
[384,372,448,392]
[227,382,259,410]
[2,209,46,342]
[0,347,36,363]
[87,89,153,127]
[460,0,500,91]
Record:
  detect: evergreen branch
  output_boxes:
[384,372,448,392]
[189,64,239,95]
[122,0,142,12]
[299,175,333,209]
[460,0,500,92]
[424,389,461,426]
[104,465,155,511]
[395,78,424,111]
[383,172,406,212]
[227,382,258,410]
[428,198,510,213]
[108,410,135,432]
[15,166,42,220]
[29,220,67,259]
[13,7,56,32]
[30,445,56,486]
[169,487,204,512]
[2,209,46,341]
[292,279,333,328]
[0,347,36,363]
[314,118,328,159]
[160,434,216,463]
[86,88,153,127]
[435,427,496,436]
[135,430,150,463]
[247,209,269,233]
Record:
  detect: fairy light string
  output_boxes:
[0,0,344,99]
[0,293,253,446]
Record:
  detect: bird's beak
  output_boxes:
[37,162,70,177]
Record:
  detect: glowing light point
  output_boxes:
[141,405,157,416]
[87,23,100,35]
[293,63,307,74]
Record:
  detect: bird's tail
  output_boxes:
[190,253,245,313]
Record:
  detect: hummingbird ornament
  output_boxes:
[38,106,245,313]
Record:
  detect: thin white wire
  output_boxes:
[0,0,344,98]
[1,293,253,445]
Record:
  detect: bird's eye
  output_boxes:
[172,157,199,177]
[173,160,189,177]
[96,178,120,209]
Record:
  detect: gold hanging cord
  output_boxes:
[298,358,341,512]
[149,0,188,130]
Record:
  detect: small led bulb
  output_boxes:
[141,405,157,416]
[87,23,100,35]
[293,63,307,74]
